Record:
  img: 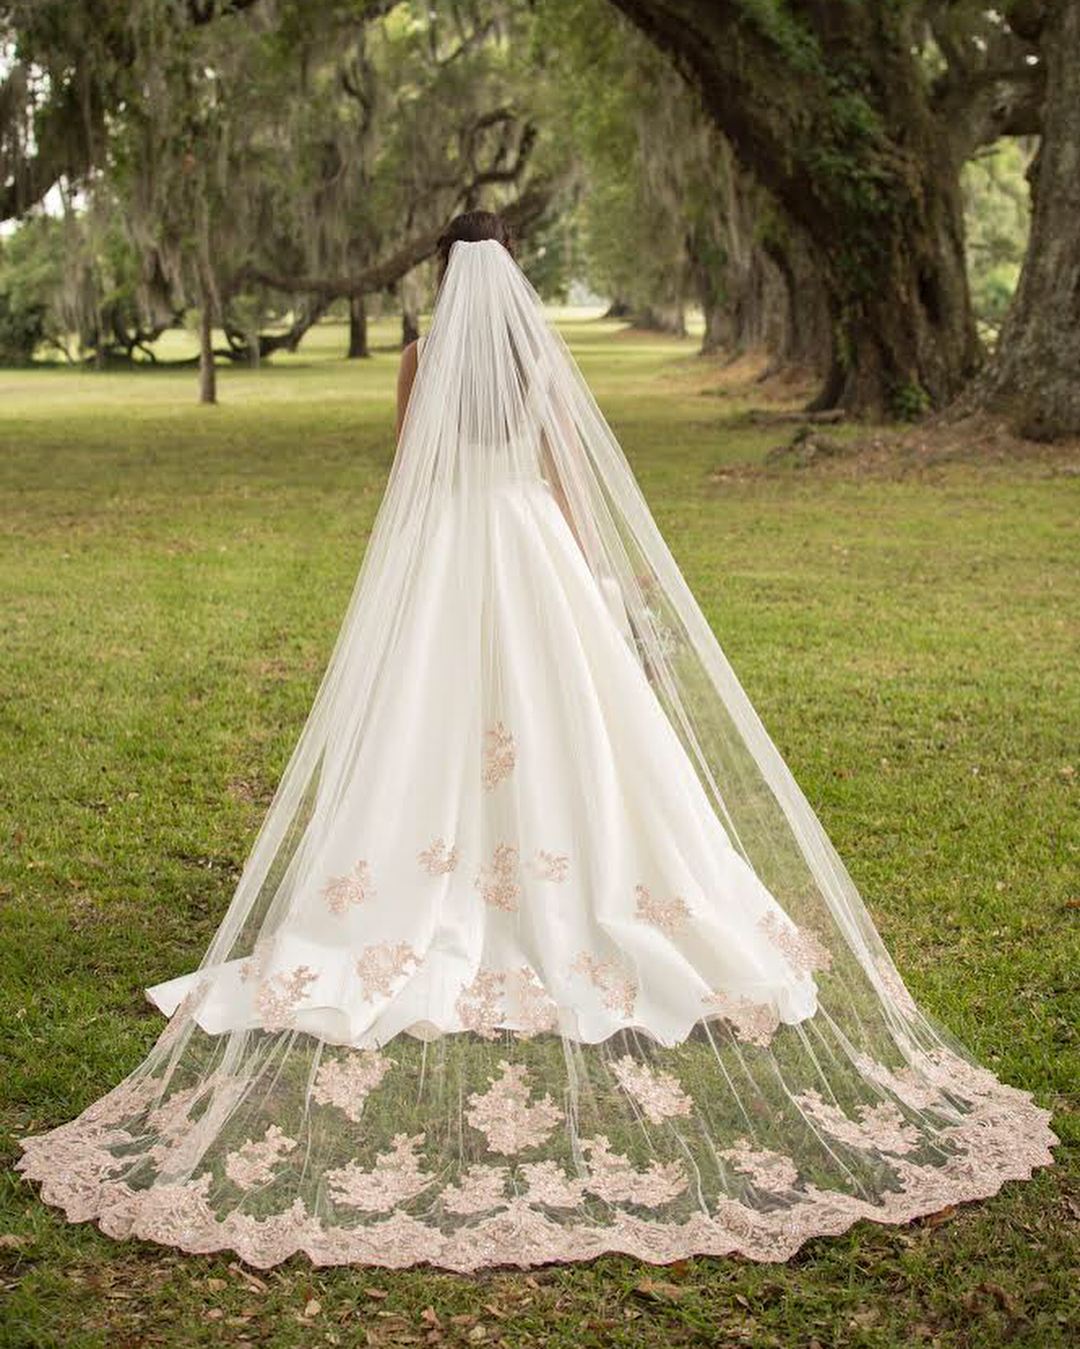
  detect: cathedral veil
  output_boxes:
[15,238,1057,1271]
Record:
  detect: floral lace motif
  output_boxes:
[466,1060,563,1154]
[515,966,559,1037]
[528,850,569,883]
[355,943,421,1002]
[634,883,691,935]
[311,1050,391,1122]
[254,966,318,1031]
[571,952,637,1018]
[454,968,506,1038]
[756,910,832,974]
[794,1090,922,1155]
[852,1053,949,1113]
[519,1160,586,1208]
[13,1039,1058,1273]
[610,1055,694,1124]
[441,1164,511,1215]
[481,721,516,790]
[874,954,919,1015]
[720,1139,799,1192]
[417,838,459,875]
[475,843,521,912]
[326,1133,435,1212]
[580,1135,688,1206]
[701,989,780,1047]
[224,1125,297,1188]
[321,860,375,914]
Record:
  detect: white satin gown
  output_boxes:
[147,335,820,1049]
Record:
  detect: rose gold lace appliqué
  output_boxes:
[454,968,506,1039]
[224,1125,298,1188]
[610,1055,694,1124]
[571,952,638,1019]
[757,910,832,974]
[701,989,780,1048]
[580,1135,688,1206]
[417,838,459,875]
[355,943,421,1002]
[794,1090,923,1155]
[634,883,692,935]
[481,721,516,791]
[441,1163,511,1215]
[720,1139,800,1192]
[874,954,919,1016]
[514,965,559,1037]
[465,1060,564,1154]
[325,1132,435,1212]
[475,843,521,913]
[311,1049,391,1122]
[322,860,375,915]
[254,966,319,1032]
[13,1038,1058,1273]
[519,1160,587,1208]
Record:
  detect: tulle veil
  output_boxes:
[15,238,1057,1271]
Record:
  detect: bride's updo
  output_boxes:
[436,210,515,278]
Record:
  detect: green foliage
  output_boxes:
[962,138,1035,340]
[533,0,724,320]
[887,379,931,422]
[0,222,54,362]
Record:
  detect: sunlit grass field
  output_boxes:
[1,317,1077,1347]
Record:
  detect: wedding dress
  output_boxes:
[15,239,1057,1273]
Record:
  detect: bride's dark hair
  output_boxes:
[436,209,515,279]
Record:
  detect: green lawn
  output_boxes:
[1,318,1077,1348]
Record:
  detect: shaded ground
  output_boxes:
[1,319,1077,1347]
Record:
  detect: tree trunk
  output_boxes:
[759,220,832,379]
[953,3,1080,439]
[347,293,369,358]
[198,280,216,405]
[603,297,633,320]
[607,0,980,416]
[631,302,686,337]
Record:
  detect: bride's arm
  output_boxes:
[538,425,588,558]
[395,340,419,441]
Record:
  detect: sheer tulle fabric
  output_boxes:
[15,240,1057,1271]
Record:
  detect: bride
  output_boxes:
[15,210,1058,1272]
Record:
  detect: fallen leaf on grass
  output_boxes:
[633,1278,688,1302]
[977,1282,1024,1319]
[920,1204,957,1226]
[228,1260,269,1292]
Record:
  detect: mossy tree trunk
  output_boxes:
[347,294,369,359]
[953,2,1080,440]
[608,0,981,417]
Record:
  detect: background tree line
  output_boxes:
[0,0,1074,437]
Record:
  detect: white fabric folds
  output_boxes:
[16,239,1058,1272]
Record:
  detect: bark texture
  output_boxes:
[608,0,981,415]
[953,2,1080,439]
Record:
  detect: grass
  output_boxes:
[1,316,1078,1347]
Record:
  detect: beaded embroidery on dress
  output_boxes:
[15,239,1058,1272]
